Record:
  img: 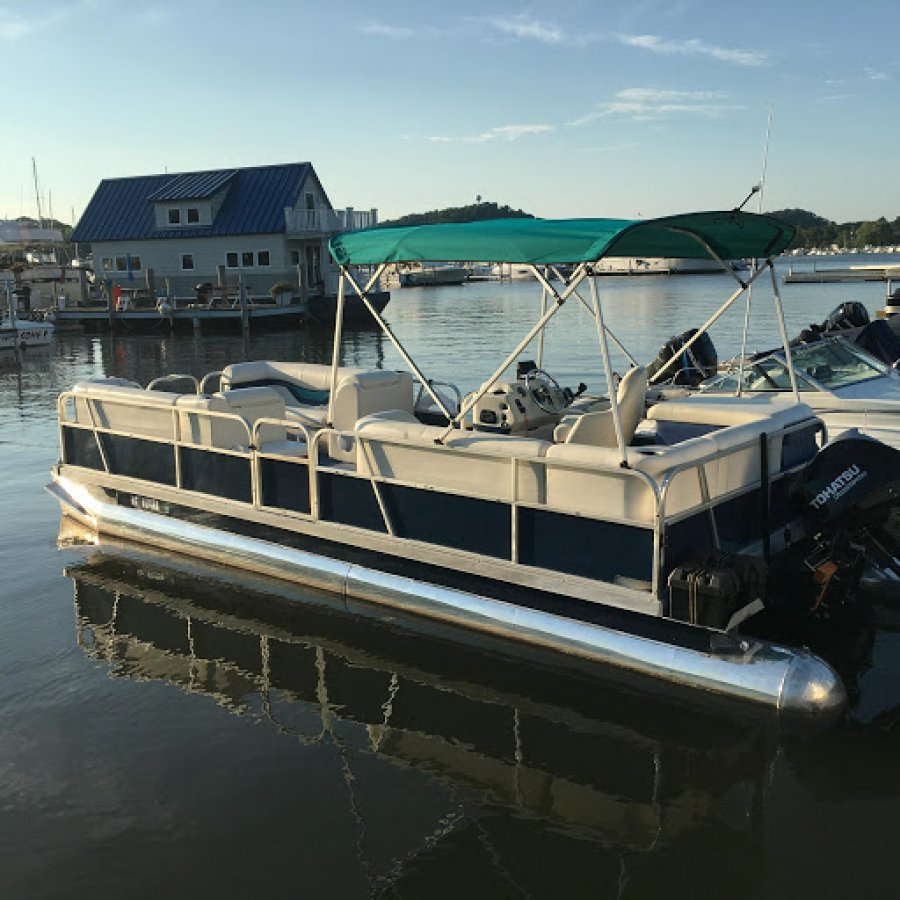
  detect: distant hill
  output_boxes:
[380,201,533,228]
[765,208,833,230]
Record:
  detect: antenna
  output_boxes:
[757,106,773,213]
[735,183,761,212]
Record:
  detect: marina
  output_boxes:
[2,261,899,897]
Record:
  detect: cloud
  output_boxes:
[570,87,737,125]
[619,33,767,66]
[429,124,555,143]
[0,5,72,40]
[359,20,419,39]
[576,141,643,153]
[863,66,887,81]
[486,14,567,44]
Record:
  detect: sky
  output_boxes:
[3,0,899,226]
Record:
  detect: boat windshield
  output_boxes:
[703,338,890,394]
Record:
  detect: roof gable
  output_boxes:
[72,162,315,242]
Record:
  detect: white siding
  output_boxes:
[92,234,301,298]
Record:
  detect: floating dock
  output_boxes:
[783,264,900,284]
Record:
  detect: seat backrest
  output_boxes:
[328,371,416,461]
[562,365,648,447]
[354,411,551,502]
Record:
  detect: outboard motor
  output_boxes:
[823,301,870,332]
[648,328,718,386]
[775,431,900,615]
[795,302,870,345]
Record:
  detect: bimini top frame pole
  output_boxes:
[337,265,455,421]
[436,262,589,442]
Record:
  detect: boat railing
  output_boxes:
[199,370,223,395]
[58,389,257,485]
[147,373,200,393]
[655,416,826,578]
[58,384,823,602]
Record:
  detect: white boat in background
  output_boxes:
[0,317,55,347]
[399,263,468,286]
[695,336,900,450]
[1,284,55,347]
[595,257,746,275]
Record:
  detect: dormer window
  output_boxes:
[187,208,199,223]
[168,208,180,224]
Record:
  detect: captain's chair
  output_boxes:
[554,365,648,446]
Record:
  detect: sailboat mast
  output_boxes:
[32,158,43,229]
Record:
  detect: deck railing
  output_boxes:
[284,207,378,235]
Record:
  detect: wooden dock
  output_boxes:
[50,292,389,334]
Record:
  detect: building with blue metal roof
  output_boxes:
[72,162,378,301]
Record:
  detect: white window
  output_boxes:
[168,209,181,225]
[257,251,270,267]
[181,254,194,270]
[102,257,112,271]
[187,208,199,224]
[242,251,254,268]
[226,252,238,268]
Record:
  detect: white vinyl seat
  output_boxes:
[554,366,649,446]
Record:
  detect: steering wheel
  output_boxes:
[524,368,568,415]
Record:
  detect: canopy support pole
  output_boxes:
[326,272,347,427]
[565,282,639,366]
[736,263,757,397]
[769,260,800,401]
[588,272,629,466]
[342,266,454,420]
[648,262,769,385]
[666,228,748,291]
[435,263,589,442]
[537,268,549,369]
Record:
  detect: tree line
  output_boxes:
[767,208,900,250]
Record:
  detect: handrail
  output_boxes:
[199,370,223,395]
[147,373,199,393]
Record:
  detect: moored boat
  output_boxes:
[48,211,900,722]
[399,263,468,286]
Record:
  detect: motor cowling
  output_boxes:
[648,328,718,386]
[793,430,900,530]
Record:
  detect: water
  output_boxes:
[1,269,899,899]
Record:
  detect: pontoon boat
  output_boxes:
[48,212,900,722]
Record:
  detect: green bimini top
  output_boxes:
[328,211,795,267]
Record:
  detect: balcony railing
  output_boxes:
[285,207,378,235]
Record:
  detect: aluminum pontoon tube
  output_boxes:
[50,475,847,720]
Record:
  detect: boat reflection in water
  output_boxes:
[61,519,796,896]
